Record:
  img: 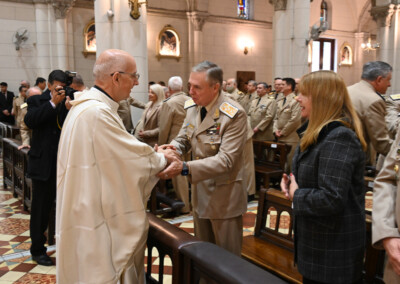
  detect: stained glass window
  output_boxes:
[238,0,249,19]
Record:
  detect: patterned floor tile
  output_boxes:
[13,273,56,284]
[0,219,29,236]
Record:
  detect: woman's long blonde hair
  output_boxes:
[149,83,165,106]
[298,70,366,152]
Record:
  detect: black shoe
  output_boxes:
[32,254,54,266]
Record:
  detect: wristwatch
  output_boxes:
[181,162,189,176]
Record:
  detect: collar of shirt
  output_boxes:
[94,85,116,102]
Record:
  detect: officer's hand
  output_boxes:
[2,109,10,116]
[51,86,66,106]
[157,160,183,180]
[253,127,259,133]
[383,238,400,275]
[275,130,281,137]
[158,144,177,151]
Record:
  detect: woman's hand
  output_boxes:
[288,173,298,200]
[280,173,290,200]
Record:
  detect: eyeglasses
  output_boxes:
[110,71,140,80]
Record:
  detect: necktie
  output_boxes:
[201,107,207,122]
[256,97,261,106]
[283,97,286,105]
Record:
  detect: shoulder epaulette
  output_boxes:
[220,102,239,118]
[184,98,196,109]
[390,94,400,101]
[20,102,28,109]
[268,95,275,99]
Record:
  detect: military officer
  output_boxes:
[273,77,301,172]
[238,80,257,113]
[270,77,284,103]
[117,96,146,133]
[248,82,277,141]
[18,87,42,149]
[12,85,28,126]
[226,78,243,101]
[158,76,191,213]
[158,61,248,256]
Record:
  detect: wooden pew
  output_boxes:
[2,138,19,192]
[20,148,32,212]
[181,242,287,284]
[253,140,291,188]
[242,187,302,283]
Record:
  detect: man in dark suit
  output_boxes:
[24,70,70,266]
[0,82,15,124]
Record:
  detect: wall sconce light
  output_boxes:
[361,37,380,52]
[238,38,254,55]
[128,0,147,20]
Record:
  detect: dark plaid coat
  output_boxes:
[292,121,366,283]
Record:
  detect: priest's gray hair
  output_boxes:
[168,76,183,91]
[192,61,223,87]
[361,61,392,81]
[93,52,129,81]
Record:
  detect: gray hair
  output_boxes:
[361,61,392,81]
[248,80,257,87]
[72,74,85,86]
[257,82,268,89]
[192,61,223,87]
[26,86,42,97]
[168,76,183,91]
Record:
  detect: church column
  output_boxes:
[269,0,310,78]
[186,11,207,70]
[95,0,148,123]
[371,3,400,94]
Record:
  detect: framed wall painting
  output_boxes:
[339,43,352,66]
[83,20,96,57]
[156,25,181,61]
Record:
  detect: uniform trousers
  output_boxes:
[171,175,190,213]
[243,138,256,195]
[30,174,56,256]
[193,211,243,256]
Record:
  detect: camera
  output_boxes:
[63,70,78,99]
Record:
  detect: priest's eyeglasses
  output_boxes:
[110,71,140,80]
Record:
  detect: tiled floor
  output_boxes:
[0,160,259,283]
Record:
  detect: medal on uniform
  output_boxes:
[395,164,399,180]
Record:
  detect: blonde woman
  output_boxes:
[138,84,165,147]
[281,71,367,284]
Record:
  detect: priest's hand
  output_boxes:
[383,237,400,276]
[156,144,177,151]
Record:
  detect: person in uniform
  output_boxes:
[12,85,27,126]
[226,78,243,101]
[273,77,301,172]
[248,82,277,141]
[117,96,145,133]
[158,76,191,213]
[348,61,393,166]
[158,61,248,256]
[270,77,284,103]
[373,124,400,283]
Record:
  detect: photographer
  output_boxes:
[24,69,73,266]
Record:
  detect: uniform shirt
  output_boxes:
[248,95,277,141]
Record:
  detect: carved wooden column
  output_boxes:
[269,0,310,78]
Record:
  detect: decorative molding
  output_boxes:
[371,4,396,27]
[268,0,287,11]
[187,11,208,31]
[47,0,76,19]
[147,8,271,30]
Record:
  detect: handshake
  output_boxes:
[155,144,184,180]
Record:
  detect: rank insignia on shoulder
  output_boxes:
[268,95,274,99]
[390,94,400,101]
[220,102,239,118]
[184,99,196,109]
[20,103,28,109]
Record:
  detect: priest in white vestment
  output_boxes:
[56,49,179,284]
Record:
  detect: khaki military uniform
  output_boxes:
[273,93,301,172]
[248,95,277,141]
[372,124,400,284]
[118,96,146,132]
[138,102,161,147]
[385,94,400,139]
[243,120,256,196]
[158,91,191,213]
[227,88,242,102]
[19,104,31,145]
[13,96,26,126]
[171,93,248,256]
[348,80,392,165]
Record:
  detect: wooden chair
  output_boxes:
[253,140,291,188]
[148,182,185,216]
[242,187,302,283]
